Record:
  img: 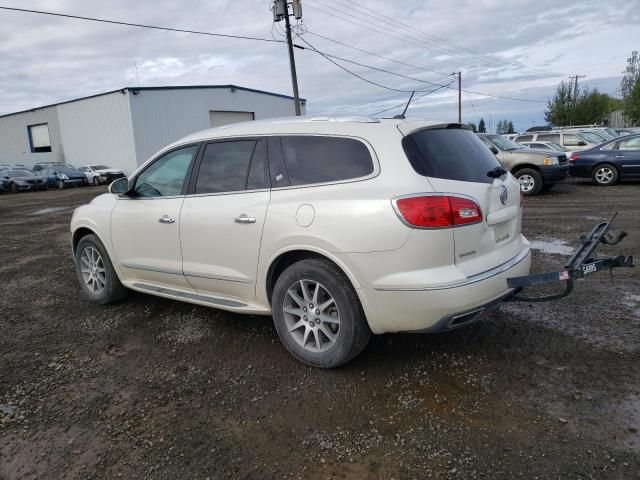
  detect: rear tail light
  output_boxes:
[394,195,483,228]
[569,153,579,162]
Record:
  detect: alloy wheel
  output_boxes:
[595,167,614,185]
[80,246,106,294]
[282,279,340,353]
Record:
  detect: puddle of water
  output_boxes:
[529,238,575,256]
[28,207,70,215]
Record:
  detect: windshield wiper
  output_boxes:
[487,166,507,178]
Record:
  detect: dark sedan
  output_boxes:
[1,169,48,193]
[569,134,640,186]
[40,165,88,189]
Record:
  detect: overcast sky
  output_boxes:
[0,0,638,132]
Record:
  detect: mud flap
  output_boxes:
[506,213,634,302]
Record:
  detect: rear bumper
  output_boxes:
[356,246,532,334]
[541,164,569,182]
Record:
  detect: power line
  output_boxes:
[370,83,453,116]
[296,35,439,93]
[306,30,452,78]
[315,0,563,77]
[300,35,548,103]
[0,5,284,44]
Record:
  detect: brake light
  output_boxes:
[569,153,579,162]
[394,195,483,228]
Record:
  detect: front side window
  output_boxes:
[564,134,584,147]
[27,124,52,153]
[578,132,605,144]
[134,145,197,197]
[194,139,267,194]
[280,136,374,186]
[618,137,640,150]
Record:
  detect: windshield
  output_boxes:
[486,135,524,151]
[90,165,110,170]
[546,142,566,151]
[604,128,618,138]
[5,170,33,177]
[578,132,605,144]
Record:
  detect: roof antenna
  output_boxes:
[394,91,415,119]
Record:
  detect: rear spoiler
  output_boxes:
[506,213,634,302]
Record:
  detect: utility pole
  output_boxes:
[569,74,585,125]
[457,71,462,123]
[273,0,302,116]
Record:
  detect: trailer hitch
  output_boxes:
[506,213,634,302]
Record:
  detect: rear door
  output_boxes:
[179,138,270,301]
[400,126,525,277]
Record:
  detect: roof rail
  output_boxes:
[555,124,603,130]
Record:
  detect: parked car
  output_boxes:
[477,134,569,195]
[514,131,600,151]
[78,165,126,186]
[616,128,640,136]
[569,133,640,185]
[517,141,569,153]
[40,165,88,189]
[32,162,62,173]
[70,118,531,367]
[1,169,47,193]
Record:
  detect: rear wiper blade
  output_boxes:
[487,166,507,178]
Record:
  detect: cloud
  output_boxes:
[0,0,637,134]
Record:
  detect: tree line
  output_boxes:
[545,50,639,126]
[467,118,514,134]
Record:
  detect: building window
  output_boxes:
[27,124,52,153]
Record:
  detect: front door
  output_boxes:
[111,144,199,288]
[614,136,640,176]
[180,138,270,300]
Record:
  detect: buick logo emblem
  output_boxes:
[499,185,508,205]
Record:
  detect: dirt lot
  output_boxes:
[1,180,639,479]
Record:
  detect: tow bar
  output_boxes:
[507,213,634,302]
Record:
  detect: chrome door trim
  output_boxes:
[131,283,247,308]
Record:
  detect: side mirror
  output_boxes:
[490,146,499,155]
[108,177,131,194]
[578,141,587,146]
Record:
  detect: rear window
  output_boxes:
[402,128,501,184]
[281,136,374,186]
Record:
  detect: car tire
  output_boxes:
[74,234,128,305]
[592,164,618,186]
[10,183,18,193]
[271,258,371,368]
[541,183,554,191]
[57,180,65,189]
[93,177,100,186]
[514,168,543,196]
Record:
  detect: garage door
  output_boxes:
[209,111,255,128]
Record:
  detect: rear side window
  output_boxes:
[402,128,501,184]
[537,134,560,143]
[195,140,267,194]
[280,136,373,186]
[516,135,533,142]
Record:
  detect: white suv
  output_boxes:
[70,117,531,367]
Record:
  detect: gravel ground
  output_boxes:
[1,180,639,479]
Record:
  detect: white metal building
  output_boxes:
[0,85,306,173]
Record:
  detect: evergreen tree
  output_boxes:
[468,122,478,133]
[507,121,515,134]
[478,118,486,133]
[496,120,504,134]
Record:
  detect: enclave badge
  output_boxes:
[499,185,508,205]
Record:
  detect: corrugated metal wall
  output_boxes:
[57,91,137,173]
[129,88,304,165]
[0,106,63,166]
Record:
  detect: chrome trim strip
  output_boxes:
[375,246,531,292]
[121,262,183,276]
[131,283,246,308]
[621,165,640,168]
[183,270,253,284]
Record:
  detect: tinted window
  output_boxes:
[281,136,373,186]
[619,137,640,150]
[134,145,197,197]
[195,140,266,194]
[537,134,560,143]
[516,135,533,142]
[403,129,501,184]
[564,134,583,146]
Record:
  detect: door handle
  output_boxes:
[158,215,175,224]
[614,155,624,158]
[235,214,256,224]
